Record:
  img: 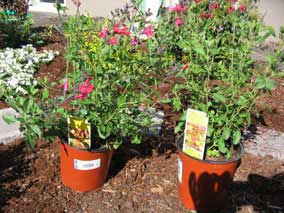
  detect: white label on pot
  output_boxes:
[178,157,182,183]
[74,159,101,170]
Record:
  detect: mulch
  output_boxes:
[0,31,284,212]
[0,121,283,212]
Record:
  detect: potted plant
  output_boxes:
[2,4,158,192]
[151,0,277,210]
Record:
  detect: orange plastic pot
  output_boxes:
[59,141,113,192]
[177,138,243,211]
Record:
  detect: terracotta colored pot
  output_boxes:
[59,141,113,192]
[176,138,243,211]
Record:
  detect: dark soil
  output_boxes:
[0,131,283,212]
[255,79,284,132]
[1,32,284,213]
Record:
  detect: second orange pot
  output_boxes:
[59,141,113,192]
[177,138,242,211]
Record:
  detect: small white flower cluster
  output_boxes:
[0,45,59,94]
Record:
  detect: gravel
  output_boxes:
[244,127,284,161]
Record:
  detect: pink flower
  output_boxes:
[71,0,81,7]
[131,37,138,46]
[169,4,187,13]
[194,0,201,4]
[74,78,94,100]
[228,6,235,13]
[108,37,118,45]
[99,28,108,38]
[63,78,69,95]
[182,63,189,71]
[238,4,246,12]
[175,17,183,27]
[209,3,219,10]
[113,24,131,36]
[143,26,155,38]
[201,12,212,19]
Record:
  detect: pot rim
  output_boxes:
[176,135,243,164]
[60,138,112,153]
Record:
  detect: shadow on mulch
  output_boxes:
[108,107,179,180]
[0,140,33,209]
[229,173,284,212]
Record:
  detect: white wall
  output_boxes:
[258,0,284,34]
[66,0,130,17]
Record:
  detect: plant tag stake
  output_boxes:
[68,116,91,150]
[182,109,208,160]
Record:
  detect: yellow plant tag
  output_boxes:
[68,116,91,150]
[183,109,208,160]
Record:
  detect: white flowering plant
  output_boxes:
[0,45,59,95]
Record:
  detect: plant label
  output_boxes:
[178,157,182,183]
[68,116,91,150]
[74,159,101,170]
[183,109,208,160]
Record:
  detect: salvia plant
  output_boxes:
[152,0,278,158]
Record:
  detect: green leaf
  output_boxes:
[254,76,265,89]
[254,76,276,90]
[212,93,226,103]
[3,114,17,124]
[258,26,276,43]
[265,79,277,90]
[174,121,184,134]
[97,127,107,139]
[217,139,227,154]
[161,99,172,104]
[207,149,220,158]
[232,130,241,145]
[132,135,141,144]
[25,133,35,149]
[30,125,41,138]
[113,140,122,149]
[173,97,181,111]
[222,128,231,140]
[41,88,49,100]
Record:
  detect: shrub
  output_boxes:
[152,0,276,158]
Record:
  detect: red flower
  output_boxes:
[238,4,246,12]
[108,37,118,45]
[209,3,219,10]
[182,63,189,71]
[169,4,187,12]
[99,28,108,38]
[131,37,138,46]
[175,16,183,27]
[228,6,235,13]
[71,0,81,7]
[74,78,94,100]
[201,12,212,19]
[113,24,131,36]
[143,26,155,38]
[194,0,201,4]
[63,78,69,95]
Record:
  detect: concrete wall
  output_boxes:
[258,0,284,35]
[66,0,130,17]
[66,0,284,33]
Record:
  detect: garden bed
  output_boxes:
[0,109,283,212]
[1,20,284,212]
